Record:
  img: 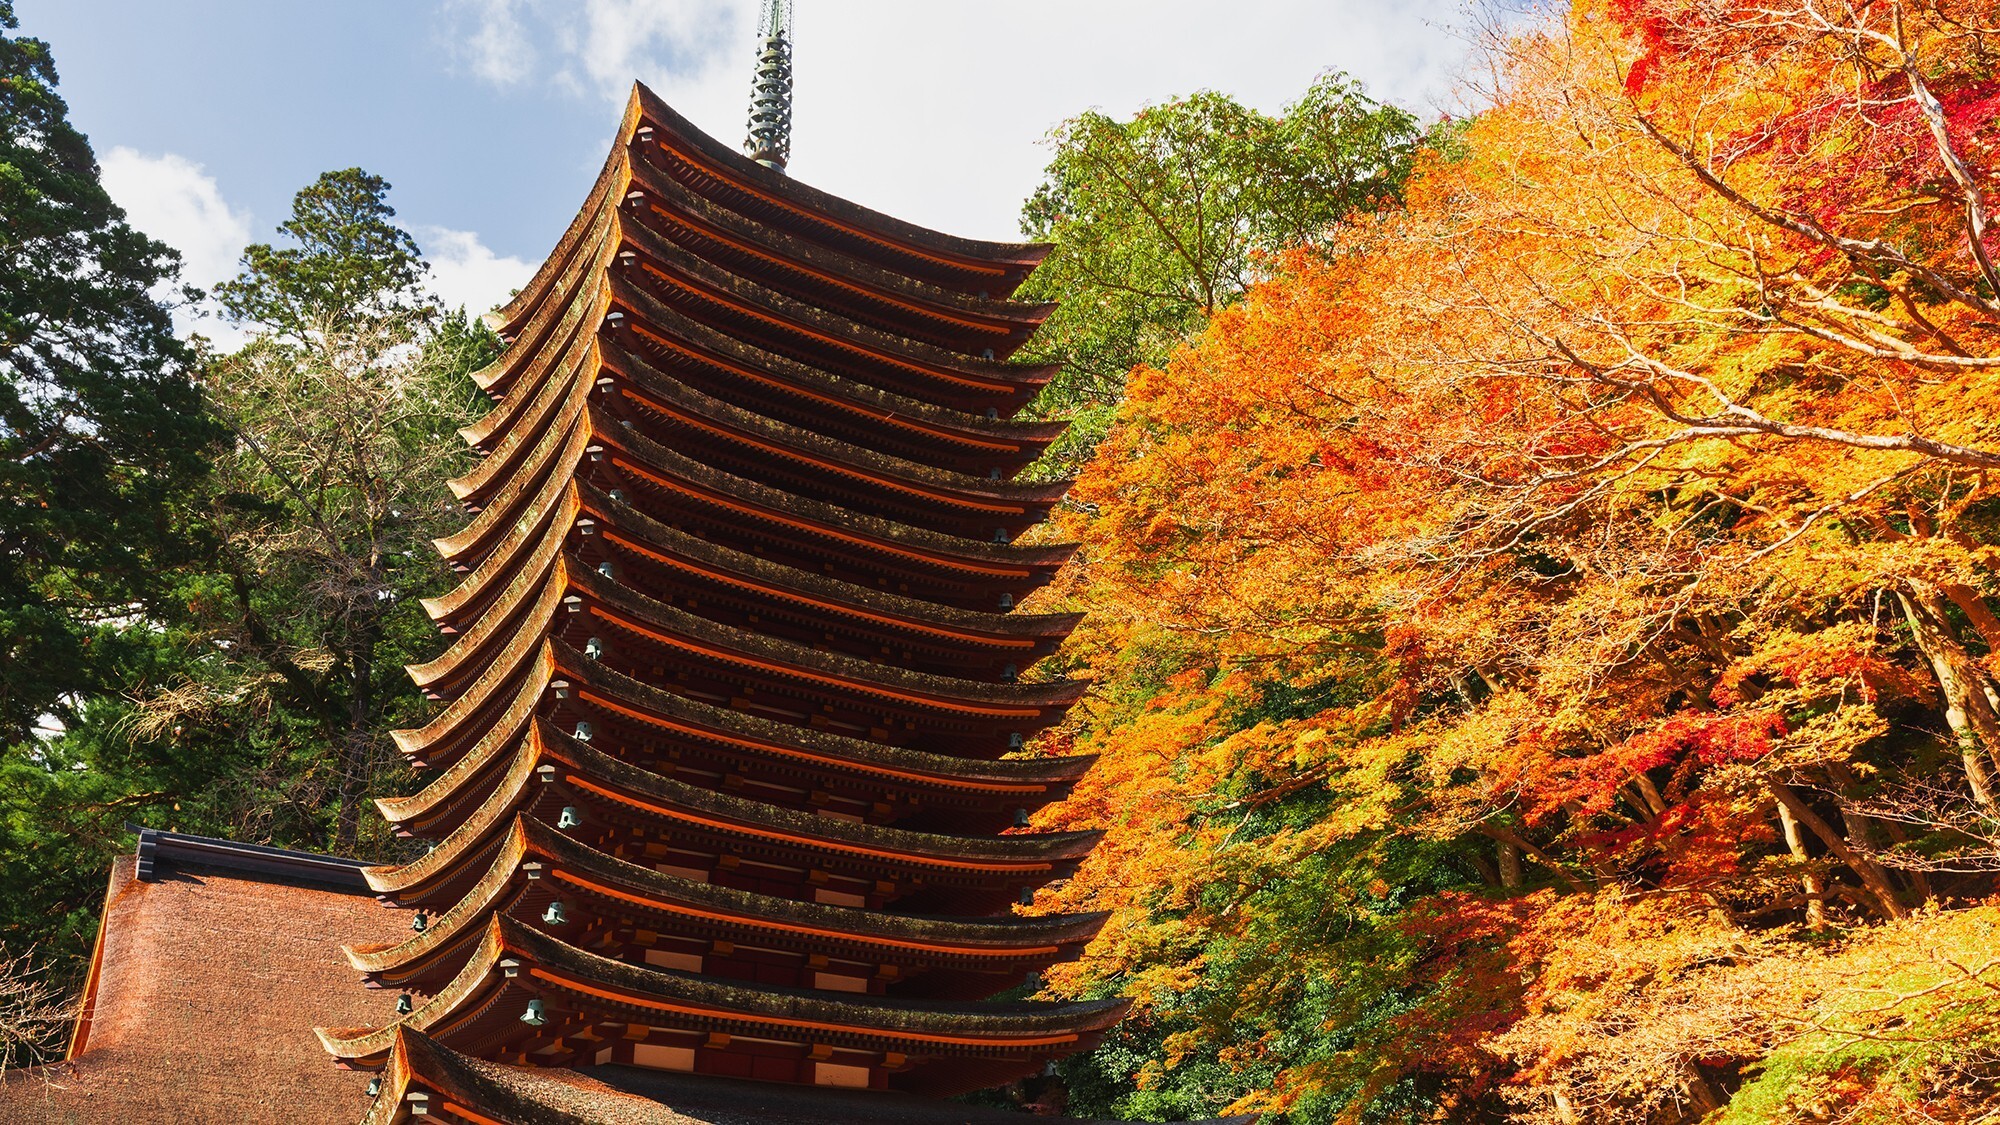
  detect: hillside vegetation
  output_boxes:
[1029,2,2000,1121]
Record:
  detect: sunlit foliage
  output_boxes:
[1039,2,2000,1120]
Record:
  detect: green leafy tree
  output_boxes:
[1017,73,1422,474]
[0,0,218,739]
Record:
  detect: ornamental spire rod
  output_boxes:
[744,0,795,173]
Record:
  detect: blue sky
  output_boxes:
[18,1,1482,330]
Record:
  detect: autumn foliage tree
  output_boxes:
[1039,1,2000,1120]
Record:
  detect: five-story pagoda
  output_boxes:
[318,5,1122,1112]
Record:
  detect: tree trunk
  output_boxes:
[1828,759,1936,903]
[1680,1062,1723,1115]
[1474,665,1505,696]
[1479,825,1584,892]
[1940,581,2000,725]
[1767,779,1906,920]
[1774,801,1828,927]
[1496,837,1523,889]
[1940,581,2000,654]
[1462,845,1501,888]
[1898,585,2000,808]
[1627,772,1668,817]
[335,636,376,854]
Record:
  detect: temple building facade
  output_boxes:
[0,74,1251,1125]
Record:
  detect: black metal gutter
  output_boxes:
[126,824,374,893]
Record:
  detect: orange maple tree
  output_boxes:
[1034,1,2000,1120]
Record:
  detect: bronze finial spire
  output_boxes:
[744,0,794,172]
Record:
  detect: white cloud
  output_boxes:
[442,0,537,86]
[557,0,741,102]
[786,0,1487,243]
[415,225,537,318]
[99,148,253,292]
[441,0,742,107]
[431,0,1498,245]
[98,148,256,349]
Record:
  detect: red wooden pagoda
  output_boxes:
[307,82,1122,1116]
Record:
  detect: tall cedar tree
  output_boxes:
[162,168,494,854]
[0,1,217,738]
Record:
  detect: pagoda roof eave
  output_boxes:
[611,218,1059,404]
[609,269,1066,456]
[602,339,1073,507]
[518,910,1126,1029]
[369,721,1103,902]
[384,638,1096,837]
[321,914,1127,1067]
[367,1029,1248,1125]
[453,310,598,499]
[553,643,1099,785]
[390,631,555,770]
[425,477,1085,648]
[566,559,1089,712]
[421,474,581,630]
[362,1027,704,1125]
[432,391,1078,585]
[411,546,1087,717]
[579,482,1084,642]
[458,342,596,510]
[358,1029,420,1125]
[519,811,1111,945]
[539,720,1103,864]
[467,209,619,407]
[623,143,1056,333]
[405,550,565,693]
[402,450,1080,776]
[347,813,1107,982]
[320,915,513,1065]
[432,385,593,567]
[593,405,1077,573]
[343,817,537,980]
[485,153,1061,435]
[383,644,566,820]
[630,85,1051,291]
